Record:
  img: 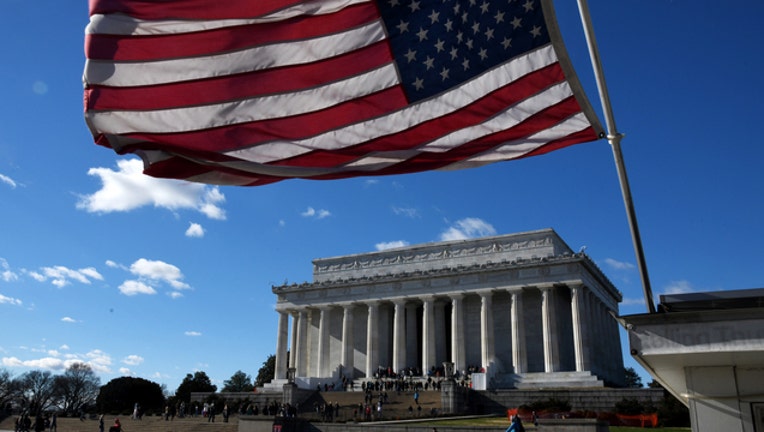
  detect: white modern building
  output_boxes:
[271,229,625,390]
[621,289,764,432]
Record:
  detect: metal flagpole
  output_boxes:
[574,0,656,313]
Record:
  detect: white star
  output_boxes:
[466,38,474,50]
[472,21,481,34]
[523,0,534,12]
[405,48,417,63]
[428,10,440,23]
[530,25,542,37]
[501,37,512,49]
[423,56,435,70]
[485,27,495,40]
[456,31,464,43]
[444,18,454,32]
[480,1,490,13]
[417,27,429,41]
[440,67,450,81]
[389,0,400,6]
[478,48,488,60]
[462,58,470,70]
[397,20,409,33]
[434,39,446,52]
[494,10,505,23]
[511,16,522,29]
[450,46,459,60]
[410,0,421,12]
[413,77,424,91]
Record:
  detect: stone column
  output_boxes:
[295,310,307,377]
[479,291,495,372]
[422,296,436,375]
[274,310,289,380]
[570,284,589,372]
[406,303,418,369]
[365,302,379,378]
[290,310,299,370]
[392,299,407,375]
[509,289,527,374]
[341,304,355,378]
[317,306,329,378]
[450,294,465,374]
[541,286,560,372]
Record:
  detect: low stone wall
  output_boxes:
[239,416,610,432]
[468,388,663,414]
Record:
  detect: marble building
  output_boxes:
[271,228,625,389]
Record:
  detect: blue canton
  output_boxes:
[377,0,550,102]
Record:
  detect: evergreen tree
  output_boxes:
[222,370,254,392]
[254,355,275,387]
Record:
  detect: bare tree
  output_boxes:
[0,369,19,412]
[16,370,56,415]
[53,363,101,415]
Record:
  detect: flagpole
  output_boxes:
[574,0,656,313]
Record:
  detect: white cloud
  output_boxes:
[1,258,20,283]
[620,297,646,306]
[185,222,205,238]
[0,293,22,306]
[392,206,419,218]
[31,266,104,288]
[604,258,635,270]
[375,240,409,251]
[119,367,134,376]
[168,291,183,299]
[61,317,77,323]
[301,207,331,219]
[130,258,189,290]
[185,331,202,337]
[122,355,144,366]
[77,158,226,220]
[0,174,16,189]
[663,280,695,295]
[439,217,497,241]
[1,351,112,373]
[105,260,126,270]
[118,280,157,296]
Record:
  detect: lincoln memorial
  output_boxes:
[271,228,625,389]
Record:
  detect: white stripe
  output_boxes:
[84,20,386,87]
[341,83,574,170]
[85,0,372,36]
[450,112,594,166]
[86,63,399,135]
[227,45,559,164]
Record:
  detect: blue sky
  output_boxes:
[1,0,763,392]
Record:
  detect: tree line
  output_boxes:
[0,355,275,417]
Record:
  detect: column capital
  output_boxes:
[448,292,465,300]
[476,289,494,298]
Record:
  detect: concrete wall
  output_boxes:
[239,417,609,432]
[468,388,663,414]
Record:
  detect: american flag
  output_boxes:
[84,0,602,186]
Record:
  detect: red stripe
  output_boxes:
[300,96,589,178]
[102,63,563,162]
[521,127,599,158]
[271,63,567,168]
[86,3,379,61]
[86,41,392,111]
[89,0,305,20]
[115,86,409,156]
